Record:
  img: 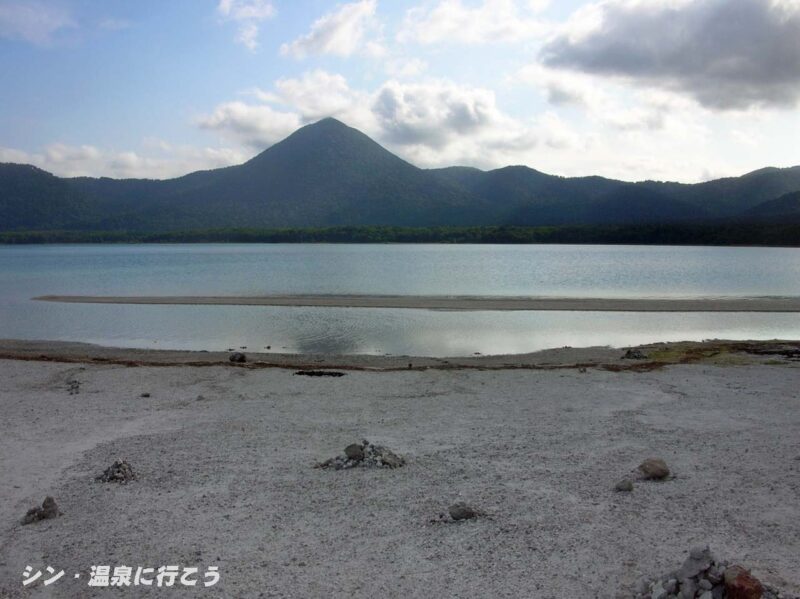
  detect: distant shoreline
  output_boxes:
[2,223,800,247]
[34,294,800,312]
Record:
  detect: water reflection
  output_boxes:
[2,301,799,356]
[2,244,800,356]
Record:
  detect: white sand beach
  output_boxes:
[0,340,798,597]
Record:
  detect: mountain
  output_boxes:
[745,191,800,220]
[0,164,95,229]
[2,117,800,232]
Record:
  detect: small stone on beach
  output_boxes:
[448,503,479,521]
[638,458,670,480]
[614,478,634,492]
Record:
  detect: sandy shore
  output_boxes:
[1,340,799,597]
[33,294,800,312]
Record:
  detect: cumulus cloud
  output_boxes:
[280,0,384,59]
[373,80,507,147]
[540,0,800,110]
[217,0,275,51]
[398,0,548,45]
[1,143,247,179]
[197,101,301,148]
[0,0,75,45]
[199,72,555,169]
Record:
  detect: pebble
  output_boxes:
[448,503,478,521]
[614,478,634,492]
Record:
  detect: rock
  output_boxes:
[680,579,697,598]
[699,592,713,599]
[724,565,764,599]
[229,352,247,363]
[140,392,150,398]
[678,555,712,579]
[638,458,670,480]
[614,478,634,492]
[96,459,136,483]
[623,348,649,360]
[41,496,59,518]
[21,496,60,525]
[448,503,478,521]
[650,581,668,599]
[344,444,364,461]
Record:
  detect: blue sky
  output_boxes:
[1,0,799,182]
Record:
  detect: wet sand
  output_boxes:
[1,340,799,598]
[33,294,800,312]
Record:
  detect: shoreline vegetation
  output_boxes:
[2,222,800,246]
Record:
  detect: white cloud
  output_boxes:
[398,0,548,45]
[0,0,75,45]
[272,70,371,125]
[197,101,301,148]
[372,79,508,147]
[1,142,248,179]
[280,0,384,59]
[217,0,275,51]
[540,0,800,110]
[384,57,428,78]
[200,72,550,169]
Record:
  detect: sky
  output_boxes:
[1,0,799,183]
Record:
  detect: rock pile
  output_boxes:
[22,496,61,525]
[316,440,405,470]
[96,459,136,484]
[636,545,790,599]
[623,348,649,360]
[229,352,247,363]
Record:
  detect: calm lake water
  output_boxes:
[1,243,800,356]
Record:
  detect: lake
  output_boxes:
[1,243,800,356]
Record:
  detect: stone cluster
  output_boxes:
[316,440,405,470]
[623,348,649,360]
[637,546,790,599]
[22,496,61,525]
[96,459,136,484]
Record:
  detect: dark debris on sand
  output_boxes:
[22,496,61,525]
[295,370,346,377]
